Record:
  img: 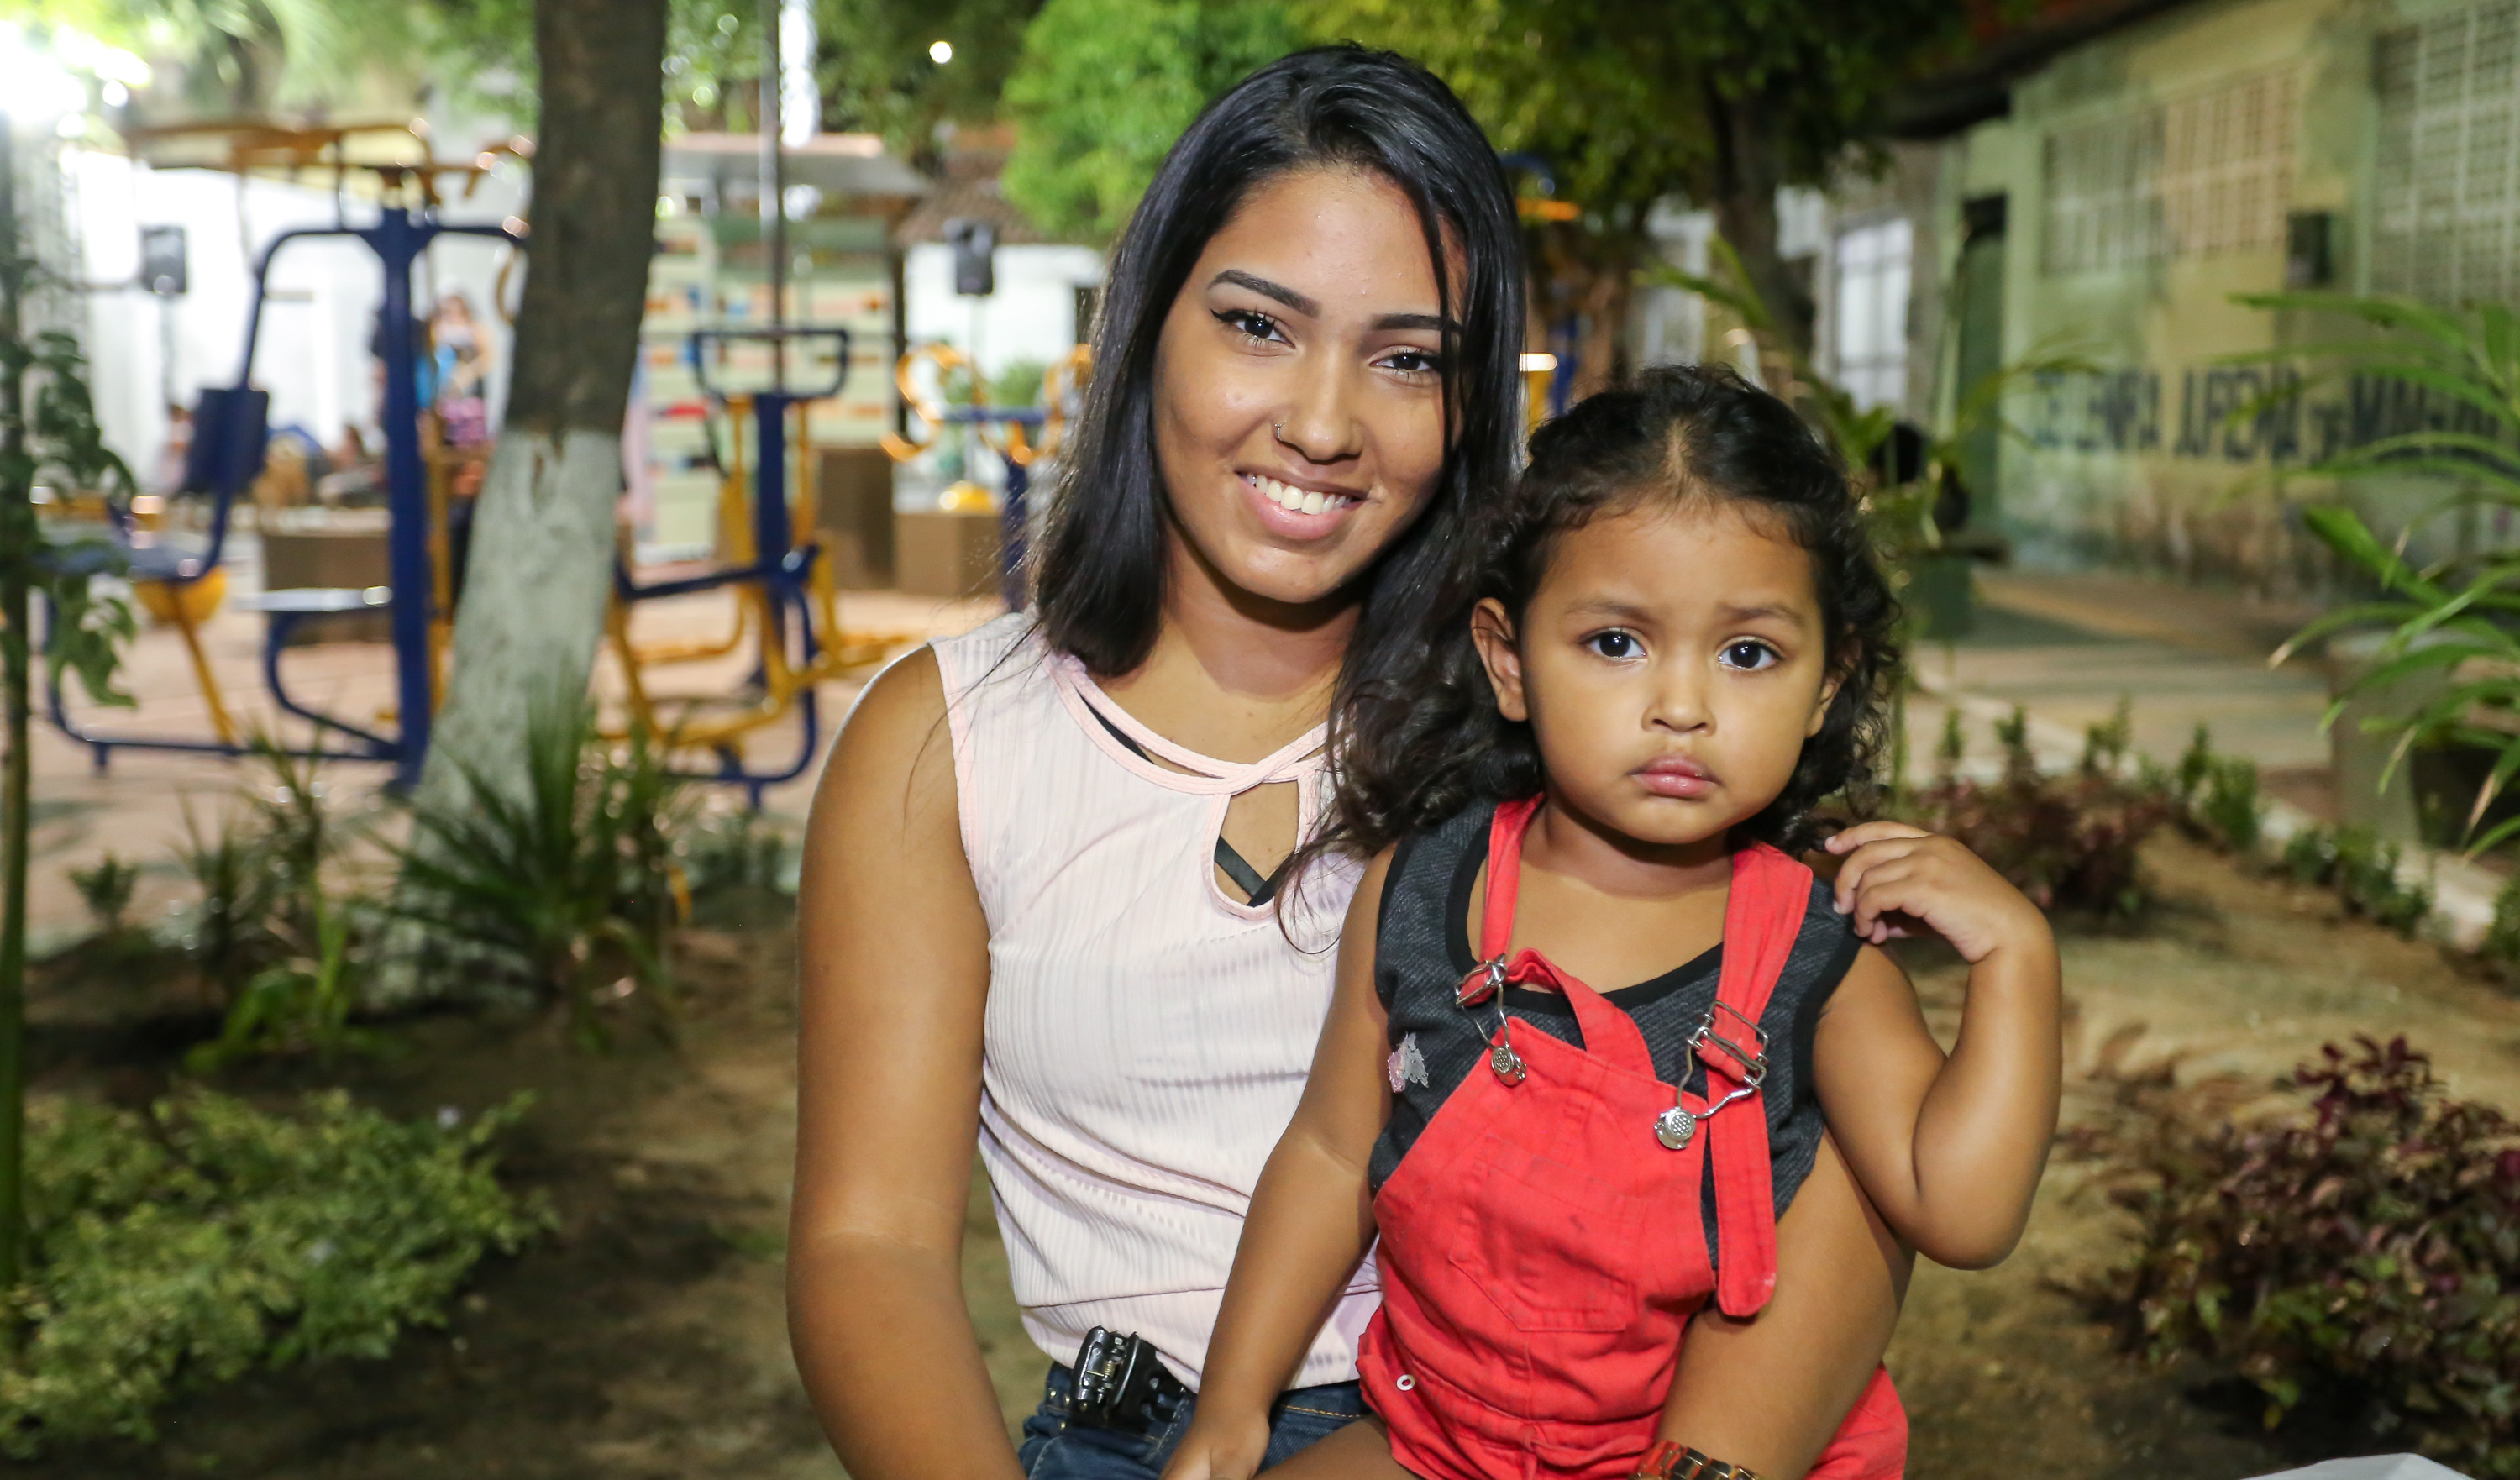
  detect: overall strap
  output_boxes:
[1477,795,1546,961]
[1479,798,1657,1077]
[1499,947,1659,1080]
[1709,842,1813,1318]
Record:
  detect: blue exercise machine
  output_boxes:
[48,173,519,790]
[607,324,876,806]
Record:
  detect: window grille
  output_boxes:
[2373,2,2520,304]
[2043,110,2165,273]
[2042,71,2300,274]
[2163,71,2301,256]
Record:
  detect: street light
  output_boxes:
[0,27,87,122]
[930,39,953,64]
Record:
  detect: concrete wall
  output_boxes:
[1924,0,2507,592]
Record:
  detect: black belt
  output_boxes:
[1066,1327,1191,1434]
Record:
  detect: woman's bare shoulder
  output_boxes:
[845,644,947,738]
[812,646,956,841]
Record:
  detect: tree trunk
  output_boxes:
[1577,253,1635,399]
[387,0,665,1000]
[0,358,27,1299]
[1707,83,1814,364]
[0,118,29,1292]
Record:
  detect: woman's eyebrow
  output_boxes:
[1210,270,1454,333]
[1211,270,1320,317]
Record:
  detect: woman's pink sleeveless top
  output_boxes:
[932,612,1376,1388]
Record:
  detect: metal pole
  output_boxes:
[759,0,785,393]
[370,209,436,789]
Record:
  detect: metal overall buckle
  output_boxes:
[1654,1004,1769,1150]
[1457,958,1526,1084]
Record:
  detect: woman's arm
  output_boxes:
[1655,1131,1912,1479]
[788,649,1017,1480]
[1163,849,1400,1480]
[1812,821,2063,1269]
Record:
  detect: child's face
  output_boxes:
[1472,501,1839,852]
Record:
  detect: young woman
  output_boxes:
[789,48,1914,1480]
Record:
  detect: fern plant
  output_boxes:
[2240,292,2520,850]
[387,695,685,1047]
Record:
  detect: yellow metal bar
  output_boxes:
[161,587,241,746]
[426,434,454,710]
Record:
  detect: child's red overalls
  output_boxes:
[1357,799,1906,1480]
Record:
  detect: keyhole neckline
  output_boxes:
[1050,654,1331,795]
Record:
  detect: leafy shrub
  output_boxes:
[1909,705,2175,915]
[679,806,796,900]
[244,742,338,942]
[185,891,377,1073]
[2283,824,2435,936]
[391,696,686,1045]
[173,806,280,1005]
[65,854,136,937]
[2068,1037,2520,1475]
[0,1089,549,1456]
[2197,758,2266,854]
[171,746,380,1064]
[2484,874,2520,977]
[2169,725,2266,854]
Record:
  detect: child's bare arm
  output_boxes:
[1163,848,1399,1480]
[1809,821,2061,1269]
[1655,1131,1911,1479]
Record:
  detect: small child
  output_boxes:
[1163,365,2062,1480]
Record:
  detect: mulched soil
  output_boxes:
[19,832,2520,1478]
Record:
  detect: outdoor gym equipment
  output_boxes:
[605,324,915,806]
[880,342,1089,606]
[45,127,520,790]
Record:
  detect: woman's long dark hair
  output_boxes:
[1324,364,1904,858]
[1028,45,1526,684]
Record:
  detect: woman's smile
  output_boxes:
[1243,470,1368,539]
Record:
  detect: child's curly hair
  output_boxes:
[1322,362,1903,858]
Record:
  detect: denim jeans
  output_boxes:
[1017,1362,1368,1479]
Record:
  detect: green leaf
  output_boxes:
[2301,506,2440,600]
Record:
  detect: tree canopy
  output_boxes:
[420,0,1041,157]
[1303,0,1984,360]
[999,0,1303,244]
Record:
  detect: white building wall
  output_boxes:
[903,241,1104,384]
[69,133,528,484]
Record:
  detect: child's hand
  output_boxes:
[1159,1412,1270,1480]
[1822,821,2051,963]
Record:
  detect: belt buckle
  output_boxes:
[1069,1327,1169,1432]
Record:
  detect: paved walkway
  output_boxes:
[1922,571,2507,947]
[1907,574,2333,789]
[22,552,2507,950]
[20,529,995,952]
